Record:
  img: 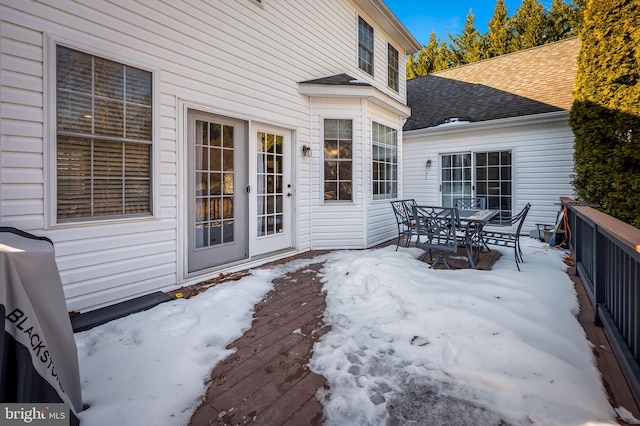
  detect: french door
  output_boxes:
[187,111,248,272]
[252,124,293,255]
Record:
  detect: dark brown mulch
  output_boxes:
[167,271,252,300]
[429,245,502,270]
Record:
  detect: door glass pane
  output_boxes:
[475,150,512,223]
[210,124,221,147]
[257,131,285,237]
[223,125,234,148]
[208,173,220,195]
[223,173,234,195]
[195,119,235,248]
[440,153,471,207]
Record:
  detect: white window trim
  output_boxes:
[370,121,399,202]
[44,35,161,228]
[387,43,399,92]
[357,15,374,77]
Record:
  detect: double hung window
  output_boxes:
[372,122,398,200]
[56,45,152,222]
[358,17,374,75]
[387,44,399,91]
[323,119,353,202]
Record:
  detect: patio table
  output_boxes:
[457,209,499,269]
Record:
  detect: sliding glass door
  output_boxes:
[440,150,512,223]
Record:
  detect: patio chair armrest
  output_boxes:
[483,230,518,247]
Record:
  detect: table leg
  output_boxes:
[465,223,477,269]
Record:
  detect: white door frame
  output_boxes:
[249,122,295,256]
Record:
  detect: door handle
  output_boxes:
[287,193,293,197]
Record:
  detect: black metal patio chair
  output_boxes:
[412,205,459,269]
[454,197,491,252]
[390,199,417,250]
[454,197,487,210]
[482,203,532,271]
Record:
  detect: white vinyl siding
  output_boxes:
[309,100,405,250]
[0,22,45,231]
[309,98,367,249]
[403,114,576,233]
[1,1,412,311]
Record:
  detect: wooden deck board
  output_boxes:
[189,262,328,425]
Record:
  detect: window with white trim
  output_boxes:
[323,119,353,201]
[372,122,398,200]
[358,17,374,75]
[387,44,399,91]
[56,45,152,222]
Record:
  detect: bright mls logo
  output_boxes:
[1,404,68,425]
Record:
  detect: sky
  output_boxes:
[384,0,553,46]
[73,239,640,425]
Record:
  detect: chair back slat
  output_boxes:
[454,197,486,210]
[391,199,416,224]
[412,205,459,253]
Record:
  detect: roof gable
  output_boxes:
[405,37,580,131]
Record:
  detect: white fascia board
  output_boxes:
[299,84,412,117]
[403,110,570,140]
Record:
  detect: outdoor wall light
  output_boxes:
[426,159,432,168]
[301,145,311,157]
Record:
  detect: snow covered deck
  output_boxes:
[74,240,639,425]
[185,243,638,425]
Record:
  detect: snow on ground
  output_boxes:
[311,239,618,425]
[74,238,629,425]
[73,269,279,426]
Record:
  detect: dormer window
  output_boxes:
[358,17,374,75]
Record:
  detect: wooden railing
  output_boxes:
[563,197,640,403]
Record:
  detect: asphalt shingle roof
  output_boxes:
[404,37,580,131]
[299,73,372,86]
